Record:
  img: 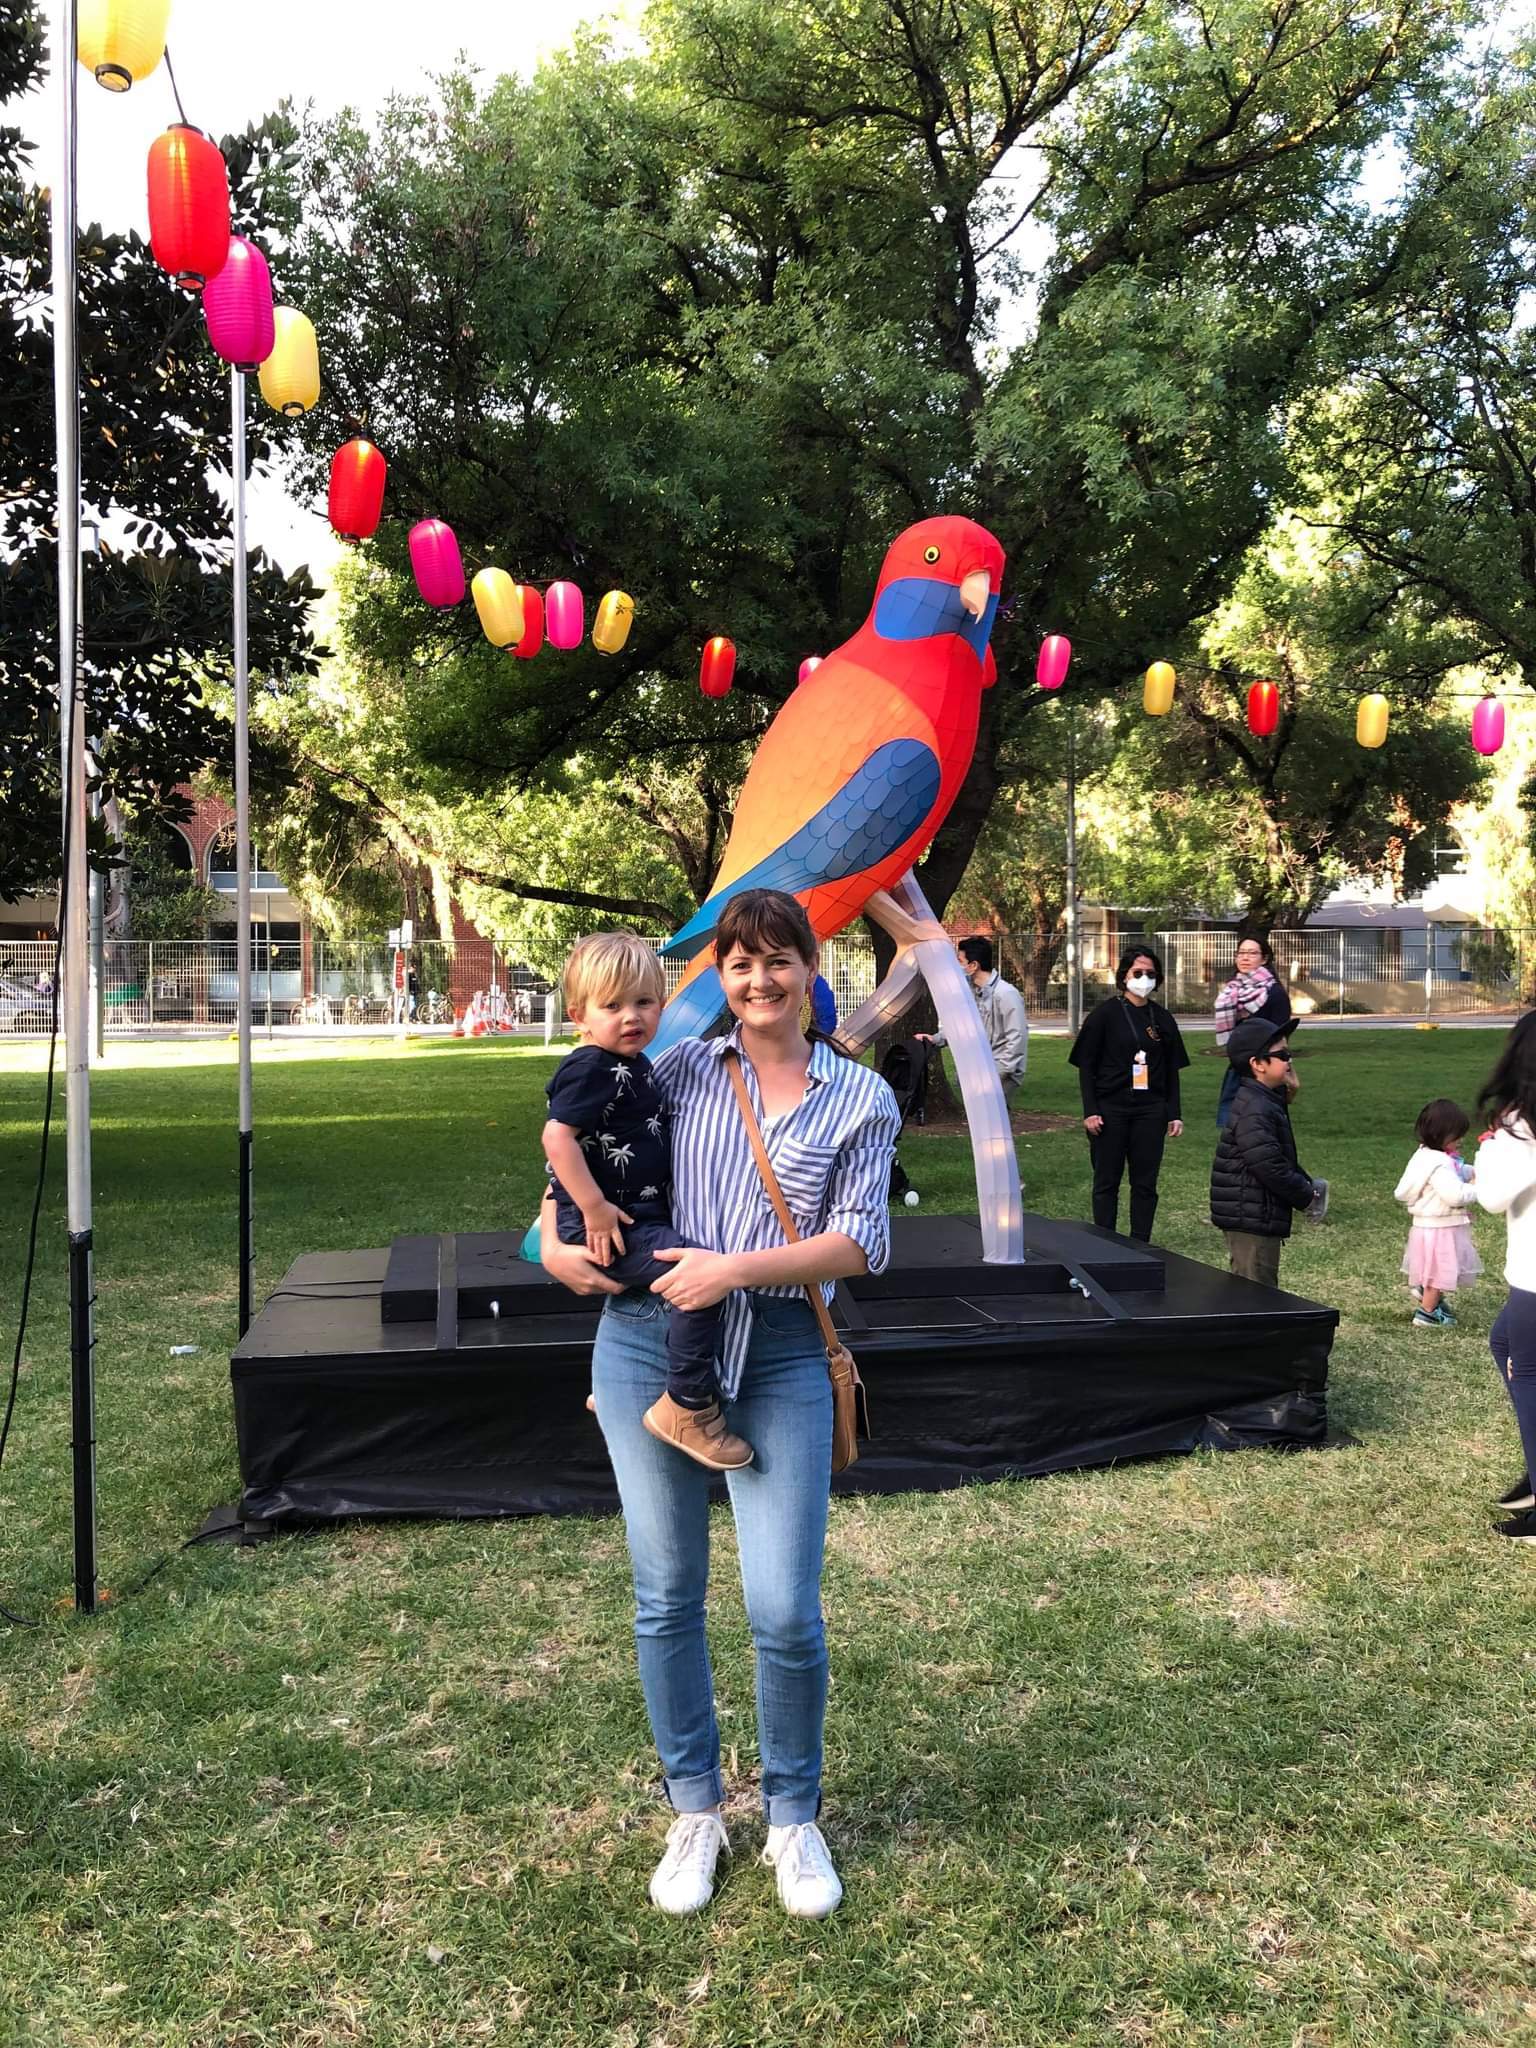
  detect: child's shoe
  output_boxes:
[1412,1304,1453,1330]
[643,1393,754,1470]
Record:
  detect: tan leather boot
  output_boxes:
[642,1393,754,1470]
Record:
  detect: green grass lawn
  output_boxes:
[3,1028,1536,2046]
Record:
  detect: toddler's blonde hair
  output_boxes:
[562,931,665,1015]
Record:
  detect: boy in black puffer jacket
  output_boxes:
[1210,1015,1321,1290]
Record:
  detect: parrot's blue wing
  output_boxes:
[648,964,728,1060]
[659,738,942,959]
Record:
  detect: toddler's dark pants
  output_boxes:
[559,1213,722,1409]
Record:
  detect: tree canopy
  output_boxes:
[272,0,1490,929]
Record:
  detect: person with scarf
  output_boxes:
[1214,936,1291,1128]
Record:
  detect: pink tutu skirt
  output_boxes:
[1401,1222,1482,1293]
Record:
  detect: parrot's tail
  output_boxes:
[651,957,727,1057]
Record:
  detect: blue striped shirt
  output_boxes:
[652,1026,901,1398]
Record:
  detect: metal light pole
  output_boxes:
[50,0,98,1615]
[1065,704,1082,1037]
[232,367,255,1335]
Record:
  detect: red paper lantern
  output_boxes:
[1036,634,1071,691]
[700,636,736,698]
[1472,697,1505,756]
[513,585,544,659]
[146,126,230,291]
[408,519,465,608]
[1247,679,1280,737]
[203,236,274,372]
[328,439,387,541]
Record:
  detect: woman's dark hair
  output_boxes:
[1415,1098,1470,1151]
[714,888,817,966]
[1232,934,1275,973]
[958,934,994,974]
[1479,1012,1536,1135]
[1115,945,1164,992]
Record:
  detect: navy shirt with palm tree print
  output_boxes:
[545,1046,671,1231]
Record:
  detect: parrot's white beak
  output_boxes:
[959,569,991,620]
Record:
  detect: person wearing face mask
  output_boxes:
[1068,947,1189,1242]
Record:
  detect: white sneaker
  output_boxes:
[649,1811,729,1915]
[762,1821,843,1918]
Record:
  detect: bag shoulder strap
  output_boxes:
[721,1048,844,1361]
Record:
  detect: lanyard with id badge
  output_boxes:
[1121,999,1157,1095]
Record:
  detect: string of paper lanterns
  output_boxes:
[1029,642,1512,759]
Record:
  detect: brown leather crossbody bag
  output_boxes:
[722,1049,868,1473]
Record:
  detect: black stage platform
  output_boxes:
[230,1216,1337,1524]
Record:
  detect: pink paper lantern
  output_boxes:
[545,580,584,650]
[1036,634,1071,691]
[1472,698,1505,756]
[409,519,466,608]
[797,655,823,684]
[202,236,274,372]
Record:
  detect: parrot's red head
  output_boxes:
[876,517,1007,603]
[869,516,1007,684]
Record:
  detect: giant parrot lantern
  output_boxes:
[658,514,1025,1262]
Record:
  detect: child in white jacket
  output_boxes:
[1395,1098,1480,1329]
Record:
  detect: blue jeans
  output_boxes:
[592,1291,833,1824]
[556,1207,722,1407]
[1490,1288,1536,1486]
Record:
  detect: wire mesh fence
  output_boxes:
[0,925,1530,1036]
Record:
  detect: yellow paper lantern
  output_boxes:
[257,307,320,417]
[78,0,171,91]
[1356,693,1389,750]
[592,590,635,655]
[1143,660,1176,716]
[471,568,525,648]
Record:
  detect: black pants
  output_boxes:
[1089,1111,1167,1241]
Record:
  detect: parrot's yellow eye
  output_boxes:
[923,545,941,564]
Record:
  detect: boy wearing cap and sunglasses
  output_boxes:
[1210,1016,1323,1290]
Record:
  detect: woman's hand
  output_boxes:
[541,1231,625,1297]
[1167,1119,1184,1139]
[651,1247,740,1312]
[1083,1114,1104,1135]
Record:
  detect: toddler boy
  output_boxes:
[542,932,752,1472]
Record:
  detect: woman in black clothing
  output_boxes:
[1069,946,1190,1242]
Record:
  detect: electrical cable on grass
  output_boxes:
[0,749,68,1632]
[3,68,84,1623]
